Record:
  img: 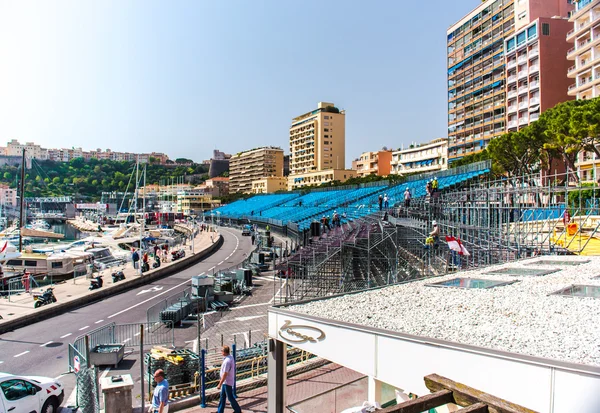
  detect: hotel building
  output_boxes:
[229,147,284,194]
[447,0,572,162]
[391,138,448,175]
[351,150,392,178]
[567,0,600,100]
[288,102,355,190]
[506,17,573,132]
[251,176,288,194]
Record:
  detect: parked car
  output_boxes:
[0,372,64,413]
[241,224,253,236]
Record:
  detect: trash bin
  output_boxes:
[100,374,134,413]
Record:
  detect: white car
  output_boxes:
[0,373,64,413]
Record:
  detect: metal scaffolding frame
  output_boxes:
[275,169,600,304]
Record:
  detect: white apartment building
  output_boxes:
[391,138,448,176]
[5,140,48,160]
[567,0,600,99]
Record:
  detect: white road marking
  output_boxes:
[230,329,262,336]
[60,333,72,339]
[95,319,104,324]
[123,338,131,343]
[107,278,192,319]
[40,341,53,347]
[14,351,29,358]
[134,332,140,337]
[0,361,4,364]
[79,325,90,331]
[218,261,224,265]
[207,266,215,271]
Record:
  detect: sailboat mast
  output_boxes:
[18,149,25,252]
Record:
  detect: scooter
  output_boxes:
[111,270,125,283]
[89,275,104,290]
[152,259,161,269]
[33,287,57,308]
[141,261,150,273]
[171,249,186,261]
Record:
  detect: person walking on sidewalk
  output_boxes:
[150,369,169,413]
[217,345,242,413]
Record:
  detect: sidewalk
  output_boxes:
[177,363,363,413]
[0,227,221,331]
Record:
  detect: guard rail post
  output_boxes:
[200,349,207,408]
[232,343,237,398]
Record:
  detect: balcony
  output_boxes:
[519,117,529,125]
[530,97,540,106]
[530,80,540,90]
[518,86,529,94]
[568,64,578,77]
[567,47,576,58]
[529,64,539,74]
[568,83,578,91]
[508,120,518,129]
[530,113,540,122]
[518,70,528,79]
[518,55,527,64]
[518,101,529,110]
[507,60,517,69]
[507,90,518,99]
[507,104,517,113]
[507,75,517,84]
[529,48,539,58]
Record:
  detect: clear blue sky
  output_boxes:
[0,0,480,165]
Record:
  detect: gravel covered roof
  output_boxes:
[288,257,600,367]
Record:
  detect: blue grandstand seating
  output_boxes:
[210,164,490,231]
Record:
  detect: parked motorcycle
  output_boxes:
[171,249,186,261]
[141,261,150,273]
[152,259,161,269]
[33,287,57,308]
[89,275,104,290]
[111,270,125,283]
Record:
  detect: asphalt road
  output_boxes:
[0,227,255,410]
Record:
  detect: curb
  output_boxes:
[163,357,330,412]
[0,234,224,334]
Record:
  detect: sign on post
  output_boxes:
[73,355,81,373]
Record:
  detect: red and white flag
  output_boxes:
[0,242,6,253]
[446,236,470,256]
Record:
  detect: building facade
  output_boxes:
[567,0,600,100]
[506,17,573,132]
[176,190,220,215]
[289,169,357,189]
[447,0,573,162]
[351,150,392,177]
[391,139,448,175]
[5,140,48,160]
[251,176,288,194]
[229,147,284,194]
[204,177,229,197]
[288,101,356,190]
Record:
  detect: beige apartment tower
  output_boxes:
[229,147,284,194]
[288,101,351,190]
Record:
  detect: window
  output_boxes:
[542,23,550,36]
[51,262,63,269]
[6,260,21,266]
[507,38,516,51]
[324,141,329,145]
[24,260,38,267]
[527,24,537,40]
[1,379,35,401]
[324,122,329,126]
[516,31,526,46]
[518,11,527,20]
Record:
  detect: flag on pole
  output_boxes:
[446,235,470,256]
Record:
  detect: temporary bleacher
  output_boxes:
[211,161,490,230]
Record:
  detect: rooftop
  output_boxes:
[288,256,600,367]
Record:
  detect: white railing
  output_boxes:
[508,120,518,128]
[507,90,518,99]
[507,105,517,112]
[519,117,529,125]
[529,64,539,74]
[530,80,539,89]
[518,101,529,110]
[530,97,540,106]
[530,113,540,121]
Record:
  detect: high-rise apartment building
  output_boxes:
[229,146,284,194]
[447,0,572,162]
[288,102,356,189]
[567,0,600,100]
[506,17,573,131]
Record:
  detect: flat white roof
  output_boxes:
[288,256,600,367]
